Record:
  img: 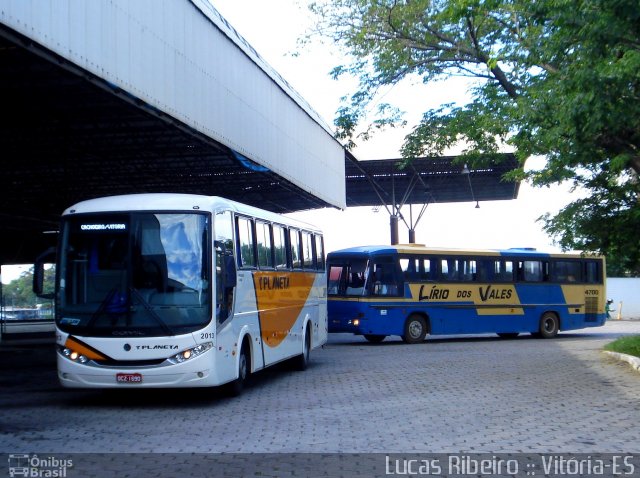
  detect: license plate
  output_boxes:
[116,373,143,383]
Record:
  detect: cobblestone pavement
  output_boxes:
[1,321,639,457]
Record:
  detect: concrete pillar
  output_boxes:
[390,215,399,245]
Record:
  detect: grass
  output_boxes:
[604,335,640,358]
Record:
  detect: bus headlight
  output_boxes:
[168,342,213,364]
[60,346,89,364]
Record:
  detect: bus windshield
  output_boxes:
[328,258,368,296]
[56,212,211,337]
[328,256,403,297]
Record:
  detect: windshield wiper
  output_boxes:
[130,288,175,336]
[86,287,124,330]
[84,287,174,336]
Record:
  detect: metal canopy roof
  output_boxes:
[0,25,520,265]
[344,152,520,207]
[0,26,333,264]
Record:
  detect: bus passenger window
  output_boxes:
[370,263,399,296]
[400,257,432,281]
[440,259,461,281]
[400,258,413,280]
[314,235,325,270]
[419,258,433,281]
[584,261,601,284]
[439,259,449,281]
[301,232,314,269]
[290,229,301,269]
[273,224,288,269]
[477,260,490,282]
[236,216,256,268]
[552,260,582,283]
[461,260,476,281]
[519,260,544,282]
[493,260,514,282]
[256,221,273,269]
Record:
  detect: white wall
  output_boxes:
[607,278,640,319]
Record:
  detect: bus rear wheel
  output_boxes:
[364,334,386,343]
[538,312,559,339]
[402,315,427,344]
[295,324,311,371]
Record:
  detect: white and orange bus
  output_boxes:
[36,194,327,394]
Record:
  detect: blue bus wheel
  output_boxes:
[497,333,520,339]
[538,312,559,339]
[364,334,386,343]
[402,315,427,344]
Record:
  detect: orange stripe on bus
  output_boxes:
[253,271,316,348]
[64,336,108,361]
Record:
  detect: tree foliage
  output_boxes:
[1,267,55,308]
[309,0,640,275]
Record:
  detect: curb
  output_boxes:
[603,350,640,373]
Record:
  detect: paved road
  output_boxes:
[1,321,639,460]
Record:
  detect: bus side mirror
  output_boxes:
[33,247,56,300]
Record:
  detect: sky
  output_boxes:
[210,0,577,255]
[1,0,578,285]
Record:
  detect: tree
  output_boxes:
[308,0,640,275]
[1,267,55,308]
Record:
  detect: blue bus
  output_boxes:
[327,245,606,343]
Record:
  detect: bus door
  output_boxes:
[476,258,524,334]
[214,211,236,331]
[327,257,368,332]
[363,258,404,334]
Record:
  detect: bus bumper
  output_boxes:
[56,351,218,388]
[328,316,364,334]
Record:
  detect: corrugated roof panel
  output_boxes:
[0,0,346,209]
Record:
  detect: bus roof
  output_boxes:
[62,193,321,233]
[327,244,599,259]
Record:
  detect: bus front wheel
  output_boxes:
[538,312,559,339]
[402,315,427,344]
[228,343,250,396]
[364,334,386,343]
